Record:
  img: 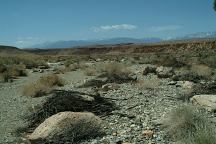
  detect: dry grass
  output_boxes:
[22,74,64,97]
[0,64,27,82]
[7,64,27,77]
[163,105,216,143]
[103,62,131,78]
[0,54,48,69]
[190,64,213,78]
[83,67,98,76]
[39,74,64,87]
[0,72,10,82]
[22,83,50,97]
[0,64,7,73]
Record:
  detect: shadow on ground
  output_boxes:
[78,74,137,88]
[15,89,117,143]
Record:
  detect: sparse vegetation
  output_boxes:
[39,74,64,87]
[154,55,186,68]
[163,105,216,143]
[199,55,216,68]
[7,64,27,77]
[22,74,64,97]
[0,64,27,82]
[190,64,213,79]
[0,72,10,82]
[0,56,48,69]
[83,67,98,76]
[173,64,214,82]
[103,62,131,78]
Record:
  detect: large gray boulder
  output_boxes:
[156,66,174,78]
[28,112,103,143]
[190,95,216,110]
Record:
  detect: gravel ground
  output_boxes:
[0,63,214,144]
[0,73,47,143]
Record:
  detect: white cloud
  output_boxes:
[150,25,182,32]
[16,40,24,44]
[92,24,137,32]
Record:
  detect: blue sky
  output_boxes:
[0,0,216,47]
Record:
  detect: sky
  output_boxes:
[0,0,216,47]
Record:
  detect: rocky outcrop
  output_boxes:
[190,95,216,110]
[28,112,103,143]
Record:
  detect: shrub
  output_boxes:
[103,62,131,78]
[199,55,216,68]
[173,66,211,83]
[0,64,7,73]
[0,72,10,82]
[83,67,97,76]
[163,105,216,143]
[0,56,48,69]
[39,74,64,87]
[22,74,64,97]
[190,64,213,79]
[7,64,27,77]
[155,55,186,68]
[187,127,216,144]
[22,83,50,97]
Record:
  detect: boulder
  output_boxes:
[190,95,216,110]
[143,66,156,75]
[156,66,174,78]
[28,112,102,143]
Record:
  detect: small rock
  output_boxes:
[112,132,118,136]
[141,130,154,138]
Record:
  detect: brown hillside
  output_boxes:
[26,38,216,56]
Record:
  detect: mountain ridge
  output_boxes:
[29,31,216,49]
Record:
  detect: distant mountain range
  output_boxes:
[29,31,216,48]
[30,37,162,48]
[176,31,216,40]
